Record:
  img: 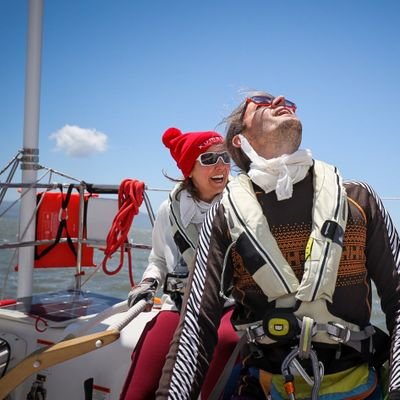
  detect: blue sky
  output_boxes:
[1,0,400,224]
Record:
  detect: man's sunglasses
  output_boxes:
[240,95,297,121]
[196,151,230,166]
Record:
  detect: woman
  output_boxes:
[120,127,238,400]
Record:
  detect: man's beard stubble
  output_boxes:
[277,118,303,150]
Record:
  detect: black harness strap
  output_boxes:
[35,184,77,260]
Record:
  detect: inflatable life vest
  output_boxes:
[168,184,198,267]
[220,162,383,400]
[220,160,374,347]
[34,185,95,268]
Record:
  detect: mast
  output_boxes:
[17,0,44,298]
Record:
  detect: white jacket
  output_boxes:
[142,198,182,287]
[141,188,220,310]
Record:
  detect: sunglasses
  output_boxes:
[196,151,230,166]
[240,95,297,121]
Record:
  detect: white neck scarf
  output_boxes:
[179,189,222,229]
[239,134,313,200]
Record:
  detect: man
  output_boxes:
[156,91,400,399]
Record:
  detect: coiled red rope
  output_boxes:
[102,179,145,286]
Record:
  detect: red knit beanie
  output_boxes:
[162,127,224,177]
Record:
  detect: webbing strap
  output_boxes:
[318,323,375,352]
[243,319,375,354]
[299,316,314,359]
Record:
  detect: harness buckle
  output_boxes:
[163,271,188,295]
[321,220,344,245]
[262,308,300,342]
[299,316,315,359]
[328,322,351,343]
[246,324,265,343]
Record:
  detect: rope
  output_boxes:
[108,299,148,332]
[62,299,129,339]
[101,179,145,286]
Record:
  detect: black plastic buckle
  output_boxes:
[163,271,189,295]
[262,308,300,342]
[321,220,344,245]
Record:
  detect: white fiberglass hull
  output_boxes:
[0,292,159,400]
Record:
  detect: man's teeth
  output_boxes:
[211,175,224,180]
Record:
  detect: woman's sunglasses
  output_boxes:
[196,151,230,166]
[240,95,297,121]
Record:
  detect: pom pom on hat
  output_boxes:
[162,127,224,178]
[162,127,182,148]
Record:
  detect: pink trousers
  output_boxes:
[120,307,237,400]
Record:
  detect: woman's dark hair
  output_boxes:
[162,171,200,200]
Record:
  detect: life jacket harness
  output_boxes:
[211,163,377,400]
[220,160,375,351]
[164,185,195,304]
[168,184,197,267]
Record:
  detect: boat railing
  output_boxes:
[0,180,158,251]
[0,164,169,293]
[0,237,152,251]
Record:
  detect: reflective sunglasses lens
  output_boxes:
[285,100,296,109]
[250,95,296,110]
[199,152,230,165]
[199,153,216,165]
[220,152,230,163]
[250,95,274,105]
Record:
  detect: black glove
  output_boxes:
[127,278,158,308]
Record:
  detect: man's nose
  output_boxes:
[271,95,286,108]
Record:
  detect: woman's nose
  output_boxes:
[215,157,230,169]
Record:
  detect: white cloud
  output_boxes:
[49,124,108,157]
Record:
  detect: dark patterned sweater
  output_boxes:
[156,172,400,399]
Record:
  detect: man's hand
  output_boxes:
[127,278,158,309]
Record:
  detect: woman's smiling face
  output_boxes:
[190,143,230,203]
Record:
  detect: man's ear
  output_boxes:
[232,135,242,148]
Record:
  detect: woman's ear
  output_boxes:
[232,135,242,148]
